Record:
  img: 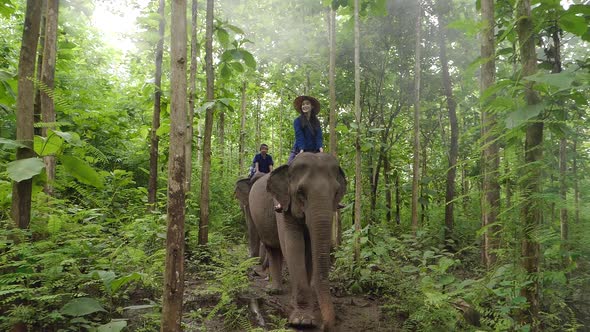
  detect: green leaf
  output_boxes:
[111,273,141,293]
[155,122,170,137]
[220,63,232,79]
[53,130,83,146]
[505,103,545,129]
[60,155,104,188]
[34,131,64,156]
[560,12,588,37]
[230,61,244,73]
[7,157,45,182]
[196,101,215,114]
[240,49,257,69]
[0,137,27,149]
[525,71,576,90]
[61,297,106,317]
[95,320,127,332]
[216,27,230,46]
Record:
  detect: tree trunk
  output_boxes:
[328,5,337,157]
[199,0,215,246]
[11,0,42,231]
[148,0,165,210]
[160,0,188,330]
[40,0,59,196]
[411,0,422,235]
[480,0,500,268]
[186,0,198,193]
[384,155,392,224]
[218,109,225,172]
[34,0,46,138]
[573,137,579,224]
[551,28,568,250]
[255,95,261,146]
[516,1,543,329]
[353,0,362,263]
[238,81,247,174]
[437,0,458,243]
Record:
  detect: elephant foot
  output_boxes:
[264,284,282,295]
[288,308,317,328]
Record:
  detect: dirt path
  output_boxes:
[183,264,398,331]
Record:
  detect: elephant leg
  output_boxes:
[265,246,283,294]
[259,243,268,268]
[280,219,316,328]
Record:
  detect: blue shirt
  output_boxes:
[253,153,274,173]
[293,117,323,152]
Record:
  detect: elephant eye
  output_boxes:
[297,188,306,199]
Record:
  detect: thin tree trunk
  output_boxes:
[148,0,165,210]
[255,95,261,146]
[481,0,500,268]
[517,1,543,329]
[186,0,198,193]
[238,81,247,173]
[411,0,422,235]
[353,0,362,263]
[327,7,341,246]
[40,0,59,196]
[161,0,187,329]
[384,155,392,224]
[551,28,568,249]
[11,0,42,231]
[199,0,215,246]
[437,0,458,243]
[34,0,46,137]
[218,110,224,173]
[328,5,337,157]
[573,137,579,224]
[161,0,188,329]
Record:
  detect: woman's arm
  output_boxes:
[294,118,304,152]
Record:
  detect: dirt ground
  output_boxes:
[183,264,399,332]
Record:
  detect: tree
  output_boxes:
[480,0,500,267]
[186,0,198,192]
[11,0,43,231]
[148,0,165,210]
[353,0,362,263]
[410,0,422,234]
[328,2,341,247]
[40,0,59,196]
[437,0,458,243]
[199,0,215,246]
[160,0,187,329]
[516,0,543,328]
[238,81,247,173]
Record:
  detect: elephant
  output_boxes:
[267,152,346,331]
[236,172,285,293]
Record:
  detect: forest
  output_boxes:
[1,0,589,331]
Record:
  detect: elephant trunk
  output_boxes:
[307,202,336,331]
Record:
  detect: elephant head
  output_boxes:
[234,178,251,207]
[267,152,346,330]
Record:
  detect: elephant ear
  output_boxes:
[234,178,251,206]
[334,167,347,210]
[267,165,290,210]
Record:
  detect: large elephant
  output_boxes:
[267,152,346,331]
[237,172,285,293]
